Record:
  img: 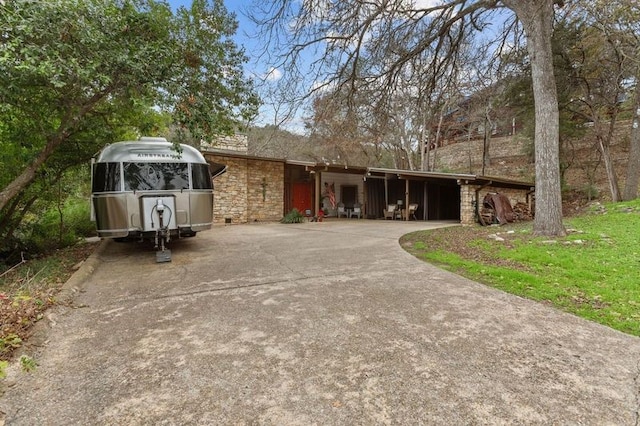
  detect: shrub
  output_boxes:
[23,198,95,253]
[281,208,305,224]
[582,184,599,201]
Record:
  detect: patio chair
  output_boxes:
[337,203,348,218]
[383,204,397,220]
[350,204,362,219]
[404,203,418,220]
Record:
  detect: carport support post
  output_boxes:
[384,177,389,207]
[315,170,321,216]
[405,179,410,221]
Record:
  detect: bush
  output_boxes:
[280,208,306,224]
[582,184,599,201]
[24,198,95,253]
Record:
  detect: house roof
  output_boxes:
[202,148,534,190]
[202,147,287,164]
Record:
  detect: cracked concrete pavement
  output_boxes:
[1,220,640,425]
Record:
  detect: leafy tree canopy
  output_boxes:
[0,0,259,213]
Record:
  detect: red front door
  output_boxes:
[292,182,313,215]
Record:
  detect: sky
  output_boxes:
[166,1,513,134]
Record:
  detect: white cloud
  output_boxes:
[265,67,283,82]
[408,0,442,8]
[310,78,338,95]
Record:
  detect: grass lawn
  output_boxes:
[401,199,640,337]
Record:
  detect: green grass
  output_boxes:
[402,200,640,336]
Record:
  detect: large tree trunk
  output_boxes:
[420,112,429,171]
[0,194,37,245]
[599,136,622,201]
[482,106,492,174]
[0,135,65,212]
[504,0,565,236]
[431,105,446,171]
[0,89,105,213]
[595,117,622,202]
[422,132,431,171]
[623,65,640,200]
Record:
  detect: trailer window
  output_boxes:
[123,162,189,191]
[92,163,121,192]
[191,164,213,189]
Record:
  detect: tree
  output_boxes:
[252,0,566,235]
[0,0,258,216]
[542,0,640,202]
[167,0,260,144]
[305,89,370,166]
[502,17,587,193]
[627,63,640,199]
[0,107,168,250]
[555,1,639,203]
[567,25,625,201]
[601,1,640,200]
[500,0,565,236]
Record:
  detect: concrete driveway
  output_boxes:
[1,220,640,425]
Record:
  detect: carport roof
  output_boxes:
[202,148,287,164]
[366,167,475,181]
[366,168,534,190]
[348,167,534,190]
[470,175,535,190]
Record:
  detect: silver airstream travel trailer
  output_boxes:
[91,137,225,262]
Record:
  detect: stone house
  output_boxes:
[202,135,534,225]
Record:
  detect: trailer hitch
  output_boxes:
[153,199,172,263]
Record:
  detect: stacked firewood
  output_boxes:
[513,202,533,220]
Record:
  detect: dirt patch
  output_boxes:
[0,241,99,361]
[401,222,534,271]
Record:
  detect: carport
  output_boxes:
[304,165,533,223]
[363,168,474,221]
[300,165,473,221]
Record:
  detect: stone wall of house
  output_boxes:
[460,184,533,225]
[247,159,285,222]
[210,156,248,224]
[205,153,284,224]
[203,134,249,152]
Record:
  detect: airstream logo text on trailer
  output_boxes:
[136,153,181,159]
